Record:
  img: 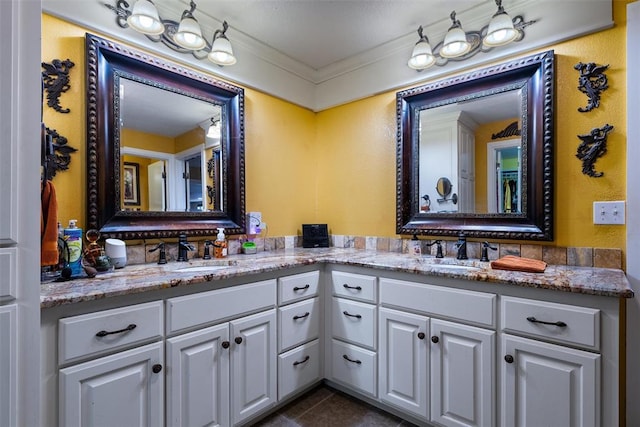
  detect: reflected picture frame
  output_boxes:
[123,162,140,206]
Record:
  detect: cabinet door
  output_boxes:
[230,309,277,425]
[430,319,495,427]
[501,334,600,427]
[0,305,16,426]
[59,342,164,427]
[166,323,230,427]
[378,308,429,420]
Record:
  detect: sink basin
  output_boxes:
[173,266,230,273]
[430,264,482,271]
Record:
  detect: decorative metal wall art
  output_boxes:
[491,121,521,139]
[576,123,613,177]
[42,127,78,180]
[42,58,75,113]
[574,62,609,113]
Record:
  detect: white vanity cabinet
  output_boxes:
[500,296,602,427]
[57,301,165,427]
[378,277,496,426]
[277,271,322,401]
[166,279,277,426]
[327,270,378,397]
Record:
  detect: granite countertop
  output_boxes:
[40,248,635,309]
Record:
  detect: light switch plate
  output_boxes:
[593,201,625,225]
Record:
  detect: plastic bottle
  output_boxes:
[64,219,83,277]
[409,234,422,256]
[213,228,228,258]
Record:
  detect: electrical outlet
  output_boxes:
[593,201,625,225]
[247,212,262,234]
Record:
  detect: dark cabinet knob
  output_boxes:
[504,354,514,364]
[221,341,230,349]
[431,336,439,343]
[235,337,243,345]
[417,332,426,340]
[152,364,163,374]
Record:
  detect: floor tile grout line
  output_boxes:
[283,387,336,421]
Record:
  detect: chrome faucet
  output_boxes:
[177,234,196,262]
[455,232,468,260]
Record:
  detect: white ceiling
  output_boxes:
[177,0,487,71]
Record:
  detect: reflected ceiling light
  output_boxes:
[406,2,535,71]
[173,1,206,50]
[208,21,237,66]
[126,0,164,35]
[107,0,237,66]
[408,26,436,70]
[440,12,471,58]
[483,0,518,47]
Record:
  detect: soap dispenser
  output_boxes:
[213,228,228,258]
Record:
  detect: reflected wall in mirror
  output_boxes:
[86,33,245,239]
[397,50,554,240]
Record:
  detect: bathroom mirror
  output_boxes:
[86,33,245,239]
[397,50,554,240]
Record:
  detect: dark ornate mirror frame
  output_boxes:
[86,33,245,239]
[396,50,554,241]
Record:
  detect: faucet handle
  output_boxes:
[148,242,167,264]
[480,241,498,262]
[203,240,213,260]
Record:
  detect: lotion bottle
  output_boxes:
[213,228,228,258]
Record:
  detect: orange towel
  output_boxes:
[490,255,547,273]
[41,180,59,266]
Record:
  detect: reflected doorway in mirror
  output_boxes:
[123,162,140,206]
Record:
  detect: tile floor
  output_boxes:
[252,384,418,426]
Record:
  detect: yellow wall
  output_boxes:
[121,128,176,153]
[43,1,629,249]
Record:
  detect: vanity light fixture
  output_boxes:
[440,12,471,59]
[107,0,237,66]
[407,0,535,71]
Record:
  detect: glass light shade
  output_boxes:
[174,17,206,50]
[440,27,471,58]
[483,12,518,47]
[127,0,164,35]
[207,123,221,138]
[408,40,435,70]
[208,36,237,66]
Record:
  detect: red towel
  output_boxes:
[490,255,547,273]
[41,180,59,266]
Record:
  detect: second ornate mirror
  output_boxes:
[397,50,554,240]
[86,33,245,239]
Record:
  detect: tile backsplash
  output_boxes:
[124,235,623,270]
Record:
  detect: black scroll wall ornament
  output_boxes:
[42,58,75,113]
[576,123,613,178]
[491,121,521,140]
[42,127,78,180]
[574,62,609,113]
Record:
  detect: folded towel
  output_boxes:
[41,180,59,266]
[490,255,547,273]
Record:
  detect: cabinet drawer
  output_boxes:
[166,279,276,334]
[279,297,320,352]
[332,298,376,349]
[332,271,377,303]
[501,296,600,350]
[278,270,320,305]
[58,301,163,365]
[330,339,377,397]
[379,278,496,327]
[278,339,321,401]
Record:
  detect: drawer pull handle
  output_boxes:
[342,354,362,364]
[221,341,230,349]
[235,337,243,345]
[343,310,362,319]
[417,332,425,340]
[526,316,567,327]
[152,364,163,374]
[293,355,310,366]
[431,335,439,343]
[343,284,362,291]
[504,354,514,364]
[293,312,310,320]
[96,323,137,337]
[293,284,310,291]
